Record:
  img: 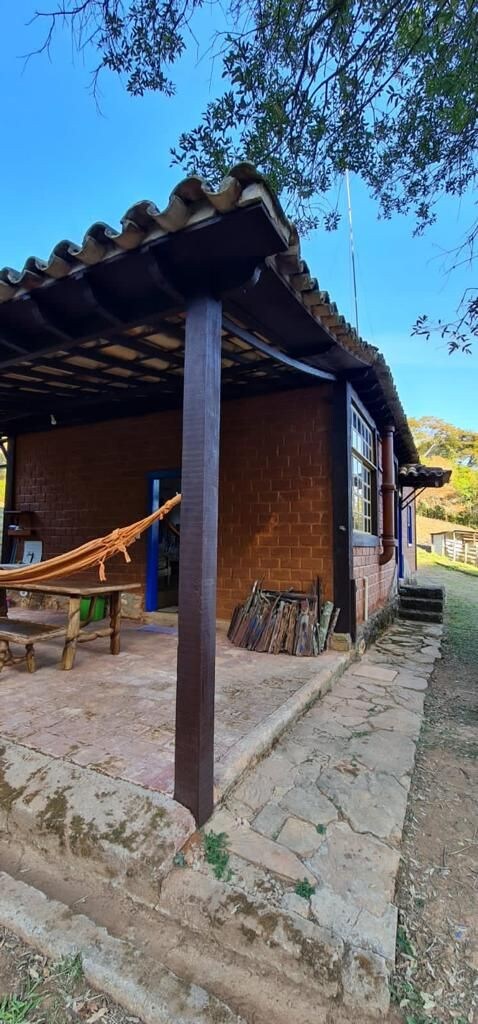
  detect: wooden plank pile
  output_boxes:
[228,580,339,656]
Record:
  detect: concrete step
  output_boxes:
[399,585,444,601]
[400,596,443,613]
[398,608,443,624]
[0,871,243,1024]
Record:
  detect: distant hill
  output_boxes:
[409,417,478,528]
[416,514,456,548]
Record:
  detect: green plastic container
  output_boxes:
[80,596,107,623]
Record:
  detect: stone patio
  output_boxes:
[0,610,347,799]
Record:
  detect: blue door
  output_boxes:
[145,469,181,612]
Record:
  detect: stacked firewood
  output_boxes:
[228,580,339,656]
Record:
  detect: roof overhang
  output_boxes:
[399,465,452,489]
[0,165,418,461]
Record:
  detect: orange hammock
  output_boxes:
[0,493,182,587]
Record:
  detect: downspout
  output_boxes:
[379,425,397,566]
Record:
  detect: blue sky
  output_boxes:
[1,2,476,430]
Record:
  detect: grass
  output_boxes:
[53,953,83,985]
[0,993,42,1024]
[0,950,84,1024]
[417,547,478,577]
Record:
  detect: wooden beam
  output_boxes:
[174,294,222,826]
[331,381,355,640]
[222,315,336,382]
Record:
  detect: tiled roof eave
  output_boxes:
[399,465,452,488]
[0,162,416,460]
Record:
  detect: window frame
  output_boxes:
[350,399,379,545]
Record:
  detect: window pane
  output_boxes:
[352,407,374,464]
[352,455,373,533]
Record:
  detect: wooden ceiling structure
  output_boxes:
[0,180,417,463]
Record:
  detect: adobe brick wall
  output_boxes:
[13,385,334,620]
[218,387,333,614]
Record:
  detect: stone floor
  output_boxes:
[0,610,345,798]
[170,617,442,1015]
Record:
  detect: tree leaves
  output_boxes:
[32,0,478,344]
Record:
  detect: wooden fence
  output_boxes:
[444,534,478,567]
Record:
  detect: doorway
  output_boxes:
[145,469,181,612]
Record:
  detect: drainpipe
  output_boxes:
[379,425,397,566]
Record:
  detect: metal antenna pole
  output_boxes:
[345,169,360,336]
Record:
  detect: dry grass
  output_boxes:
[416,514,455,547]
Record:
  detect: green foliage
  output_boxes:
[411,417,478,526]
[32,3,477,229]
[31,1,478,348]
[396,924,416,958]
[390,976,440,1024]
[203,830,232,880]
[315,823,327,834]
[409,417,478,466]
[294,878,316,899]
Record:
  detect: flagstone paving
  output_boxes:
[0,611,346,798]
[178,617,443,1015]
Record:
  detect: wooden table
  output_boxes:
[3,580,141,670]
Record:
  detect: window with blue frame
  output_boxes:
[407,504,413,546]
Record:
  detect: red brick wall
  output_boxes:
[14,386,334,620]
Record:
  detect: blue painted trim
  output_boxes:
[397,496,404,579]
[145,469,181,612]
[407,505,413,546]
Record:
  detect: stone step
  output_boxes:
[399,595,443,612]
[158,860,391,1019]
[399,585,444,601]
[398,608,443,623]
[0,871,243,1024]
[0,740,196,907]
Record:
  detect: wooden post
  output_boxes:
[61,596,81,670]
[331,381,355,640]
[110,592,121,654]
[0,437,16,617]
[174,295,222,826]
[25,643,35,673]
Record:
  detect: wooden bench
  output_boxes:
[0,619,66,674]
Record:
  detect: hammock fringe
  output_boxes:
[0,494,182,587]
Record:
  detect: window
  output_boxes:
[351,407,376,535]
[407,505,413,546]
